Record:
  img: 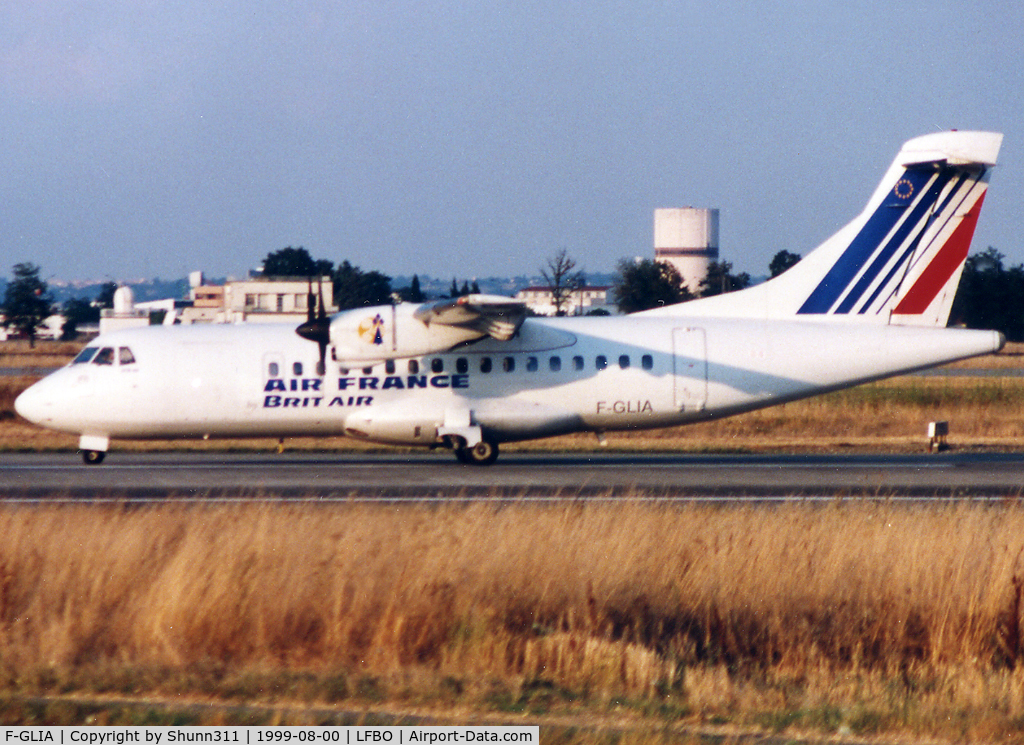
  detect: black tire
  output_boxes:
[82,450,106,465]
[457,439,499,466]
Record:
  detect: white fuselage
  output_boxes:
[15,314,1004,448]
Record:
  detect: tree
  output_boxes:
[96,281,119,308]
[541,249,585,316]
[333,260,392,309]
[447,278,479,298]
[613,258,693,314]
[262,247,331,277]
[769,250,802,278]
[699,260,751,297]
[950,247,1024,341]
[60,297,100,340]
[2,263,53,347]
[396,275,425,303]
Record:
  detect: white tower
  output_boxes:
[100,285,148,334]
[654,208,719,294]
[112,285,135,314]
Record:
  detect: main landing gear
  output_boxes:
[454,439,499,466]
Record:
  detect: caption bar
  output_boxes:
[0,728,538,744]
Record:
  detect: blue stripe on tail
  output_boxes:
[834,168,955,314]
[797,167,935,314]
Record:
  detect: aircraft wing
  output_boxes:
[413,294,528,341]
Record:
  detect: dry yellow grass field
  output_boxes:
[4,340,1024,738]
[2,501,1024,740]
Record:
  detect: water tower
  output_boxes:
[654,208,719,294]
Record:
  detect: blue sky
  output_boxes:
[2,0,1022,283]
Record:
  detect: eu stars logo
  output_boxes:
[893,178,914,200]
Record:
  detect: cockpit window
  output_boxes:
[119,347,136,365]
[73,347,98,364]
[93,347,115,365]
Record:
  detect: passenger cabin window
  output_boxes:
[431,358,444,373]
[642,354,653,370]
[293,362,303,376]
[118,347,136,365]
[619,355,630,369]
[456,358,469,374]
[93,347,115,366]
[362,366,373,375]
[268,362,280,377]
[549,356,561,372]
[503,357,515,372]
[73,347,98,364]
[408,360,420,374]
[385,360,396,374]
[596,355,608,370]
[573,356,584,371]
[526,356,539,372]
[480,357,493,373]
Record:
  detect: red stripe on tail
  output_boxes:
[893,192,986,316]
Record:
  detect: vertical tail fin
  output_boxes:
[648,131,1003,326]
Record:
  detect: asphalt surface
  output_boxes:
[1,450,1023,499]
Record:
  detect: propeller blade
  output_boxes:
[317,339,328,376]
[306,277,316,325]
[297,275,331,375]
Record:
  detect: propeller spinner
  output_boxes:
[296,277,330,375]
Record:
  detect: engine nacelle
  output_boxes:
[329,303,483,364]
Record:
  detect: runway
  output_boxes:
[1,450,1023,499]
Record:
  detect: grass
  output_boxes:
[5,340,1024,739]
[3,501,1024,741]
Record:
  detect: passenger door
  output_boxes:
[672,327,707,411]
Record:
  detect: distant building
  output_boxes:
[179,276,336,324]
[515,286,614,316]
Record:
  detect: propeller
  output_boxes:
[296,276,330,375]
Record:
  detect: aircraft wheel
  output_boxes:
[458,439,499,466]
[82,449,106,465]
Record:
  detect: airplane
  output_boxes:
[15,130,1006,465]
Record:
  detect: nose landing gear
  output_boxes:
[79,435,109,465]
[82,449,106,465]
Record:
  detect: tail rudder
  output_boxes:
[796,130,1001,326]
[648,131,1002,326]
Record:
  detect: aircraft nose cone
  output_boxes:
[14,380,50,425]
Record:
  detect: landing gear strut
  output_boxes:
[454,438,499,466]
[82,449,106,465]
